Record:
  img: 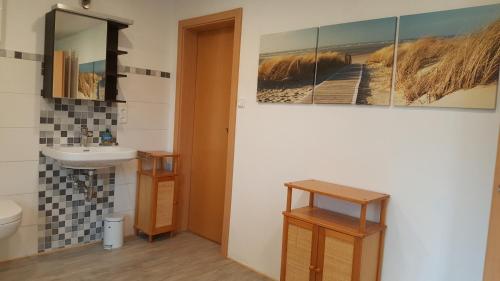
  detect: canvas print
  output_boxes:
[395,4,500,109]
[257,28,318,103]
[314,17,397,105]
[78,60,105,100]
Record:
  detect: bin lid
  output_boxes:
[105,214,124,222]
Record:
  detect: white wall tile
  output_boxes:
[0,58,42,95]
[0,93,39,127]
[118,74,170,103]
[115,160,137,185]
[0,193,37,226]
[0,161,38,195]
[123,210,136,237]
[127,183,136,211]
[114,183,134,213]
[122,102,169,130]
[113,210,135,237]
[0,128,39,161]
[117,128,168,151]
[0,225,37,262]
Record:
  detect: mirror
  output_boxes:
[52,11,107,100]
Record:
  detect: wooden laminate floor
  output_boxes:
[0,232,272,281]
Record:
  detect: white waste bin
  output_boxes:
[103,214,124,250]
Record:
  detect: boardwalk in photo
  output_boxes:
[314,63,363,104]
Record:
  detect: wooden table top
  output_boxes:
[138,151,179,158]
[285,179,389,205]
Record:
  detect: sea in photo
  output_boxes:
[395,4,500,109]
[314,17,397,105]
[257,28,318,103]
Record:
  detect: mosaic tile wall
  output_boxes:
[38,98,118,252]
[39,99,118,146]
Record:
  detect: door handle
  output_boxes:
[309,265,321,272]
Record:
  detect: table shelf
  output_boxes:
[284,206,385,238]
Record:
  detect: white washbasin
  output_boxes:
[42,146,137,169]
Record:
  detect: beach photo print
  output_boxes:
[256,28,318,104]
[314,17,397,105]
[395,4,500,109]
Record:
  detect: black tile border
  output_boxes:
[0,49,171,79]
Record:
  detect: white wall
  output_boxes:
[0,0,173,260]
[169,0,500,280]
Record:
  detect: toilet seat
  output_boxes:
[0,200,22,225]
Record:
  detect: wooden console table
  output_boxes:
[280,179,390,281]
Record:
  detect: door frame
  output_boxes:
[484,128,500,280]
[173,8,242,257]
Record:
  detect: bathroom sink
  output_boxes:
[42,146,137,169]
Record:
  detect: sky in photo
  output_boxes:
[260,4,500,53]
[260,27,317,54]
[318,17,397,48]
[399,4,500,41]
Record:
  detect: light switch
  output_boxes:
[118,103,128,124]
[237,98,246,108]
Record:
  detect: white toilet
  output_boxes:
[0,200,22,239]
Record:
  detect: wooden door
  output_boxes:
[484,131,500,281]
[283,218,317,281]
[188,26,234,243]
[317,228,355,281]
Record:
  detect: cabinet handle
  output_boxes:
[315,267,321,273]
[309,265,315,271]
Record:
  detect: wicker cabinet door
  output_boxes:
[284,219,315,281]
[156,180,175,227]
[318,228,355,281]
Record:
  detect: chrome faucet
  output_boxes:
[80,125,93,147]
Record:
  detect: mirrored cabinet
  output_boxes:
[42,4,131,102]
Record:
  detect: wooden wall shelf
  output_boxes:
[106,73,128,78]
[280,179,390,281]
[107,49,128,55]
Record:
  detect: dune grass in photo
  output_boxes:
[257,28,318,103]
[257,52,315,103]
[258,51,348,103]
[395,4,500,109]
